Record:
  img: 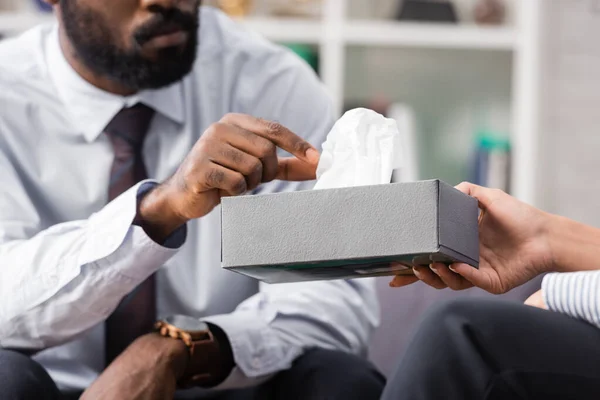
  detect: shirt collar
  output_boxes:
[46,26,185,143]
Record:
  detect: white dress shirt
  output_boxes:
[0,7,379,391]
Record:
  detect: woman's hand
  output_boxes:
[390,182,554,294]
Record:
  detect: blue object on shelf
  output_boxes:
[472,131,511,192]
[33,0,53,12]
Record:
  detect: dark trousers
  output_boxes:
[0,348,384,400]
[382,298,600,400]
[0,350,61,400]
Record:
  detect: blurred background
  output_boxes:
[0,0,518,200]
[1,0,599,376]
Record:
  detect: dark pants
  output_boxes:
[382,298,600,400]
[0,350,61,400]
[0,348,384,400]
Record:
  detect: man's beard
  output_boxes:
[61,0,199,91]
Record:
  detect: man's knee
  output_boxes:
[273,349,385,400]
[0,350,60,400]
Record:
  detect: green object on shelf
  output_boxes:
[284,43,319,73]
[476,130,510,151]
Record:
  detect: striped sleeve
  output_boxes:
[542,271,600,328]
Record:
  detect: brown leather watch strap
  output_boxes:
[155,319,234,388]
[181,336,225,387]
[182,322,235,387]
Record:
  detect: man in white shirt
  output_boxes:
[386,182,600,399]
[0,0,383,399]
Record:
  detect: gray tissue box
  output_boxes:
[221,179,479,284]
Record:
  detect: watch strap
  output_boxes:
[180,334,225,387]
[155,320,234,388]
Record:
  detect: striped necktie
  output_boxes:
[104,103,157,365]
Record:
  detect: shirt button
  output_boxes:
[252,357,260,368]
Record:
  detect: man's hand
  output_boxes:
[390,182,554,294]
[137,114,320,242]
[525,289,548,309]
[81,333,188,400]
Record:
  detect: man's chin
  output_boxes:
[132,46,197,89]
[137,63,195,90]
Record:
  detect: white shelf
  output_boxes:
[0,11,516,52]
[240,17,322,44]
[344,21,516,50]
[241,18,516,51]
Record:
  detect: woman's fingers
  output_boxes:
[389,262,477,292]
[389,274,420,288]
[413,265,448,290]
[429,263,474,291]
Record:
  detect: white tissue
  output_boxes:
[314,108,403,190]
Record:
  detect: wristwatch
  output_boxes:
[155,315,230,387]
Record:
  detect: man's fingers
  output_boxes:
[208,143,264,190]
[216,123,279,182]
[413,265,447,290]
[275,157,318,181]
[203,164,248,196]
[220,114,320,165]
[217,114,320,182]
[429,263,474,291]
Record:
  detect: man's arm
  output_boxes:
[81,333,188,400]
[0,143,183,349]
[1,108,319,351]
[205,279,379,389]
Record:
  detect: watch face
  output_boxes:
[165,315,209,333]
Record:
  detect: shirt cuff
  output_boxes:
[203,311,303,389]
[542,271,600,328]
[136,181,187,249]
[78,180,186,280]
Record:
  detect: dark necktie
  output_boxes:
[104,103,157,365]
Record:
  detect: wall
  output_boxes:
[537,0,600,226]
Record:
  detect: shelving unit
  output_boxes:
[343,21,515,49]
[0,10,517,50]
[241,17,323,44]
[0,0,543,206]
